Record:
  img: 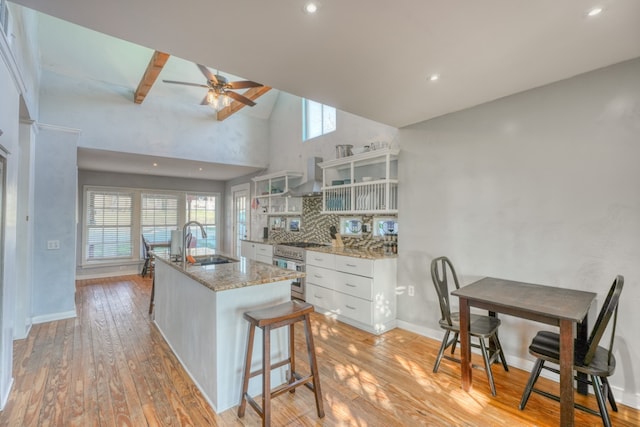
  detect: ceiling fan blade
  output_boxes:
[197,64,218,85]
[228,80,263,89]
[163,80,209,89]
[225,90,256,106]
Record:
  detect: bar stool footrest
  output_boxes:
[244,394,264,418]
[247,358,291,380]
[292,371,318,393]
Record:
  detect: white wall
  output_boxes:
[244,92,398,238]
[269,92,398,173]
[38,70,270,168]
[5,4,40,117]
[397,58,640,407]
[0,30,22,409]
[31,124,78,323]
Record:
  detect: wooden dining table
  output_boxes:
[452,277,596,427]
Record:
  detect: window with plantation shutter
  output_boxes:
[86,190,133,260]
[141,193,178,255]
[185,193,217,249]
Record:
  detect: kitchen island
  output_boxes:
[153,251,304,413]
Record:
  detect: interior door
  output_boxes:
[231,183,250,258]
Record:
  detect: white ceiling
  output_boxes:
[9,0,640,179]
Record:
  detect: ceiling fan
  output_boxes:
[163,64,263,108]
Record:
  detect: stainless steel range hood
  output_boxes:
[285,157,323,197]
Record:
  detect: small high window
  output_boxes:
[303,99,336,141]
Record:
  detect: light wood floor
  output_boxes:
[1,275,638,426]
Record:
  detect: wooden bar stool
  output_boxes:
[238,300,324,426]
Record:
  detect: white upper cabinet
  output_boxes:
[319,148,399,214]
[252,171,303,215]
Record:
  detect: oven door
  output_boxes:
[273,257,306,301]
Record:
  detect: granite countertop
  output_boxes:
[306,245,397,260]
[241,239,397,259]
[242,238,274,244]
[154,248,304,292]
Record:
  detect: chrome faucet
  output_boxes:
[182,221,208,269]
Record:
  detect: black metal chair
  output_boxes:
[519,275,623,427]
[430,256,508,396]
[141,234,154,278]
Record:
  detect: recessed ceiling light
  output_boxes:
[429,74,440,82]
[303,2,319,14]
[199,167,203,171]
[153,162,158,167]
[587,7,603,17]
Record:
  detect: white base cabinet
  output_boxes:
[241,241,273,264]
[306,251,396,335]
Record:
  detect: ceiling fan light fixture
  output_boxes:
[206,90,215,105]
[209,92,231,111]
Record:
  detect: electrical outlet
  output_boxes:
[47,240,60,250]
[408,285,415,296]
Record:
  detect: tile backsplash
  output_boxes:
[265,196,393,250]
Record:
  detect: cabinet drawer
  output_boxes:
[334,271,373,300]
[254,243,273,257]
[335,292,372,325]
[255,254,272,265]
[306,265,335,289]
[306,284,335,311]
[335,255,373,277]
[306,251,335,269]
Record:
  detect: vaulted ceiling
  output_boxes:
[13,0,640,129]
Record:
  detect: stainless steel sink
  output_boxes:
[192,255,238,266]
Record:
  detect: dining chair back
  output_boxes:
[519,275,624,427]
[430,256,508,396]
[141,234,154,278]
[431,256,461,328]
[583,275,622,366]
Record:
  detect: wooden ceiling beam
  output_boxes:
[134,50,170,104]
[216,86,272,121]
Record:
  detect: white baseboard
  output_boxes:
[395,320,640,410]
[76,268,141,280]
[0,377,13,411]
[13,322,32,341]
[32,310,77,325]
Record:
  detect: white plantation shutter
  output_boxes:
[141,193,179,245]
[86,190,133,260]
[185,193,217,249]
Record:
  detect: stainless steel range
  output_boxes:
[273,242,327,301]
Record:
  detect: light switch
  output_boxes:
[47,240,60,250]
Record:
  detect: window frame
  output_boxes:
[302,98,337,141]
[185,193,218,250]
[141,192,180,257]
[84,187,135,262]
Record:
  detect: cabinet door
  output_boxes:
[240,241,254,259]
